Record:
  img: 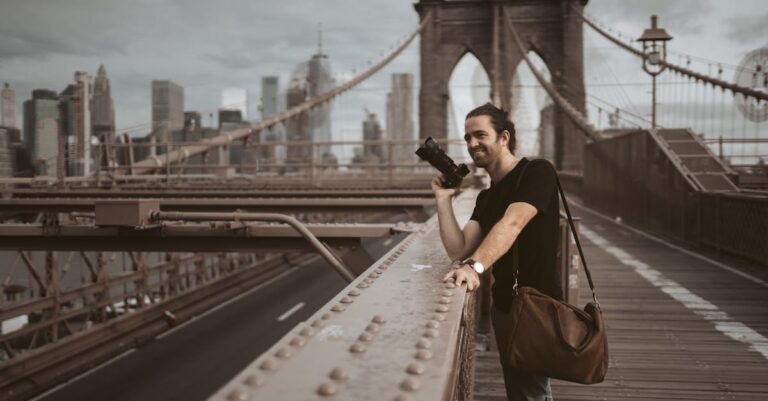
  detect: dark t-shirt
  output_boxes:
[470,158,562,312]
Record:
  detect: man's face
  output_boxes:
[464,115,507,168]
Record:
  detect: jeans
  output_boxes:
[491,305,554,401]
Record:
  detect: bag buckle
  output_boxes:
[593,293,601,310]
[512,271,519,295]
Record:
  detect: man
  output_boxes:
[433,103,560,401]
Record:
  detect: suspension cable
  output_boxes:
[573,6,768,102]
[502,8,602,141]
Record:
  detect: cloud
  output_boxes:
[586,0,712,35]
[726,11,768,43]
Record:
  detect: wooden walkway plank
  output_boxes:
[473,204,768,401]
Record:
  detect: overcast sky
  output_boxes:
[1,0,766,153]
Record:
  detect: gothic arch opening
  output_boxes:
[448,51,491,162]
[509,50,554,161]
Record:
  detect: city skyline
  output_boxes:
[0,0,766,152]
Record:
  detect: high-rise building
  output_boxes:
[307,50,333,159]
[285,82,310,165]
[24,89,60,176]
[59,72,92,176]
[363,110,384,162]
[1,82,17,129]
[386,73,415,168]
[0,127,17,177]
[260,75,286,166]
[221,88,248,120]
[91,64,115,144]
[152,80,184,148]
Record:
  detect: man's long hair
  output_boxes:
[465,103,516,154]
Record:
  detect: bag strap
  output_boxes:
[511,159,600,308]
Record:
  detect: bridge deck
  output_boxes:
[474,203,768,400]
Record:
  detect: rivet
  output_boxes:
[289,337,306,347]
[317,382,337,396]
[358,332,374,342]
[366,323,380,333]
[259,359,278,372]
[244,374,264,388]
[369,272,379,279]
[312,319,327,328]
[423,329,439,338]
[372,315,386,324]
[363,278,374,284]
[350,343,367,353]
[415,349,433,360]
[340,296,353,304]
[375,269,385,274]
[357,282,369,289]
[441,290,453,297]
[300,327,314,337]
[432,314,446,322]
[393,394,413,401]
[348,289,361,297]
[226,389,249,401]
[435,305,449,313]
[438,297,451,304]
[275,347,291,359]
[330,367,349,381]
[445,282,456,289]
[426,320,440,329]
[416,338,432,349]
[400,377,421,392]
[406,362,426,375]
[321,313,332,320]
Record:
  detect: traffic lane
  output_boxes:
[38,255,347,401]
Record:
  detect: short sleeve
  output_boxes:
[470,189,489,221]
[510,159,557,214]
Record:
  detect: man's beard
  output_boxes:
[470,146,489,166]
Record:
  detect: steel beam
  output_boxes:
[0,223,397,252]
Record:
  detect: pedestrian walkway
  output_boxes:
[474,203,768,401]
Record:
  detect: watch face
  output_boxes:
[473,263,484,274]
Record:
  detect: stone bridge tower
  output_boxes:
[415,0,588,171]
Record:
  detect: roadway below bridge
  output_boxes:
[33,233,404,401]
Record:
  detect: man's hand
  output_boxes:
[442,265,481,291]
[431,174,458,201]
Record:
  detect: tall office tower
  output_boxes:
[306,36,334,160]
[59,72,92,176]
[221,88,248,120]
[260,75,285,165]
[0,127,15,177]
[91,64,115,144]
[362,111,384,162]
[24,89,60,176]
[152,80,184,151]
[385,73,414,168]
[285,68,310,166]
[1,82,17,128]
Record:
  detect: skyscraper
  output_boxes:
[1,83,17,129]
[285,83,310,165]
[363,110,384,162]
[91,64,115,144]
[152,80,184,148]
[307,50,333,159]
[385,73,415,168]
[24,89,60,176]
[59,71,92,176]
[260,75,285,165]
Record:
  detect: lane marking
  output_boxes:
[581,225,768,360]
[277,302,305,322]
[571,200,768,289]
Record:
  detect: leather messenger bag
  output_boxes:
[499,159,608,384]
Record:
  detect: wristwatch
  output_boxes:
[461,258,485,274]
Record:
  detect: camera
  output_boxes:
[415,137,470,188]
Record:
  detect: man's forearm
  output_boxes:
[470,219,521,272]
[436,196,465,260]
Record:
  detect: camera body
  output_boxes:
[415,137,470,188]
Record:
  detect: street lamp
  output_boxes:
[637,15,673,129]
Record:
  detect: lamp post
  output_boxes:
[637,15,672,129]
